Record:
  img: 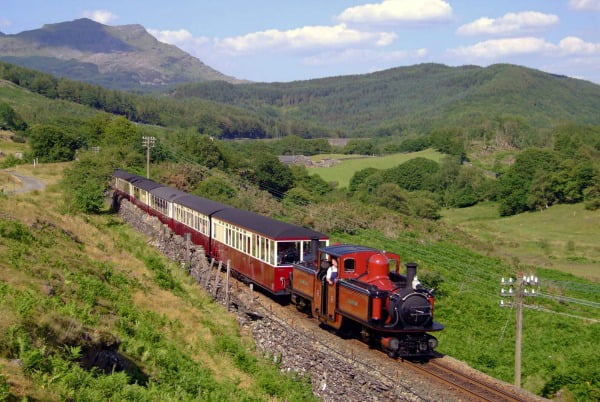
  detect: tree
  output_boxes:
[101,116,139,148]
[249,153,294,197]
[289,165,332,196]
[61,155,113,213]
[349,167,379,194]
[343,139,378,155]
[374,183,410,214]
[385,157,439,191]
[0,102,27,132]
[28,124,79,162]
[497,148,560,216]
[194,177,237,203]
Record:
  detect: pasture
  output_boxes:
[308,149,445,188]
[441,202,600,281]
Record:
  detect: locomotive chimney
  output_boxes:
[310,237,319,264]
[405,262,417,288]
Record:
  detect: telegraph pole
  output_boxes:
[500,273,539,388]
[141,136,156,178]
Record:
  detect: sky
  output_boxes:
[1,0,599,84]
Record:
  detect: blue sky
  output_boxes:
[2,1,599,83]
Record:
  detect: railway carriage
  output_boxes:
[146,186,188,225]
[111,169,329,295]
[210,208,328,294]
[112,170,141,201]
[130,178,162,212]
[172,195,229,255]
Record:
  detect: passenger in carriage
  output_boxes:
[277,243,299,265]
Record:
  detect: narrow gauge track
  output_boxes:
[403,359,530,402]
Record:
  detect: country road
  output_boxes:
[1,170,46,194]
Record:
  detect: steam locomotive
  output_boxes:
[111,169,443,357]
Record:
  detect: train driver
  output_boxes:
[326,257,338,285]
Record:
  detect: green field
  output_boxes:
[441,202,600,281]
[308,149,445,188]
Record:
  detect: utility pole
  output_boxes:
[500,273,539,388]
[141,136,156,178]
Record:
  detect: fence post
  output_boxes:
[203,258,215,289]
[212,261,223,298]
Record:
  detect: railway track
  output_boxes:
[404,359,531,402]
[238,284,539,402]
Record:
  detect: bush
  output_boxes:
[61,155,113,214]
[0,373,9,400]
[0,154,26,169]
[28,124,79,162]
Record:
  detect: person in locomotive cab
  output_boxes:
[326,257,338,285]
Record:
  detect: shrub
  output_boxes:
[0,373,10,400]
[61,155,113,214]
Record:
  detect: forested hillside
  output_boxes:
[173,63,600,137]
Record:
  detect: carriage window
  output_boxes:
[344,258,355,272]
[277,242,300,266]
[269,240,275,265]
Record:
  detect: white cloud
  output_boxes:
[216,24,397,55]
[451,37,555,58]
[148,28,209,48]
[569,0,600,11]
[457,11,558,36]
[558,36,600,54]
[303,47,428,66]
[450,36,600,59]
[81,10,118,24]
[336,0,452,24]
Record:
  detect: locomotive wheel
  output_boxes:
[295,297,309,313]
[360,326,372,344]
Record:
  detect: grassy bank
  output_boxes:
[0,166,315,401]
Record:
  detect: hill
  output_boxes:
[173,63,600,136]
[0,18,241,90]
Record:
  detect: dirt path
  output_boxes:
[1,170,46,194]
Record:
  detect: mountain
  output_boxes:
[0,18,241,90]
[172,63,600,135]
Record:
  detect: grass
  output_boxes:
[0,172,20,190]
[0,130,27,155]
[441,202,600,281]
[0,164,316,401]
[308,149,445,188]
